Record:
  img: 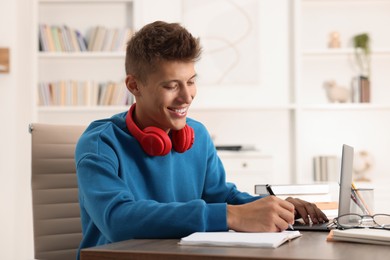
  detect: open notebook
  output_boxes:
[179,231,301,248]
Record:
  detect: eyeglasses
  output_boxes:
[333,213,390,230]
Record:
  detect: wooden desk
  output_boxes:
[81,231,390,260]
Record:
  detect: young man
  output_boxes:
[75,21,327,256]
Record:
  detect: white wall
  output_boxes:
[0,0,34,259]
[1,0,388,259]
[0,1,17,259]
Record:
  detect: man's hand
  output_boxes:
[285,197,329,224]
[227,196,295,232]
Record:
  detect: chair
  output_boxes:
[30,123,86,260]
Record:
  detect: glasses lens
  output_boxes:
[373,214,390,228]
[337,214,362,228]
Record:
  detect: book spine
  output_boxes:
[43,24,56,52]
[38,24,49,52]
[69,28,81,52]
[110,29,119,51]
[359,76,370,103]
[313,156,321,181]
[92,26,107,52]
[62,25,73,52]
[75,30,88,52]
[101,28,114,52]
[51,26,62,52]
[87,26,98,51]
[351,75,371,103]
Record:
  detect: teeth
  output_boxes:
[172,107,187,113]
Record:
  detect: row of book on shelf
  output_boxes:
[39,24,132,52]
[313,155,339,182]
[38,80,133,107]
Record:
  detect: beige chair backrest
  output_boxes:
[30,123,86,260]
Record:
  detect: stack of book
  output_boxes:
[38,80,133,107]
[327,228,390,245]
[255,183,332,203]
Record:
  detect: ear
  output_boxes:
[125,75,141,96]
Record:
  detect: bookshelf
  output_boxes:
[34,0,135,123]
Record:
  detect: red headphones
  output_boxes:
[125,103,194,156]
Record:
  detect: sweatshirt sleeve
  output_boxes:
[77,153,228,243]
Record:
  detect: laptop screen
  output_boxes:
[338,144,354,216]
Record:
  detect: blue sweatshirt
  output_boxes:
[75,111,260,256]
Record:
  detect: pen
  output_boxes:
[265,184,294,231]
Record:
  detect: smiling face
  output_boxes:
[126,60,197,133]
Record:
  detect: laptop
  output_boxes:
[291,144,354,231]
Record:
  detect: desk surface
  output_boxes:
[81,231,390,260]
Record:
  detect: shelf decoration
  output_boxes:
[353,150,374,182]
[353,33,371,77]
[0,47,10,73]
[328,31,341,48]
[323,80,350,103]
[351,33,371,103]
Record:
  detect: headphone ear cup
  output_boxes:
[142,127,172,156]
[172,125,194,153]
[126,104,172,156]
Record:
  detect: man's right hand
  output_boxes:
[227,196,295,232]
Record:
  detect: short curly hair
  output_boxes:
[125,21,202,83]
